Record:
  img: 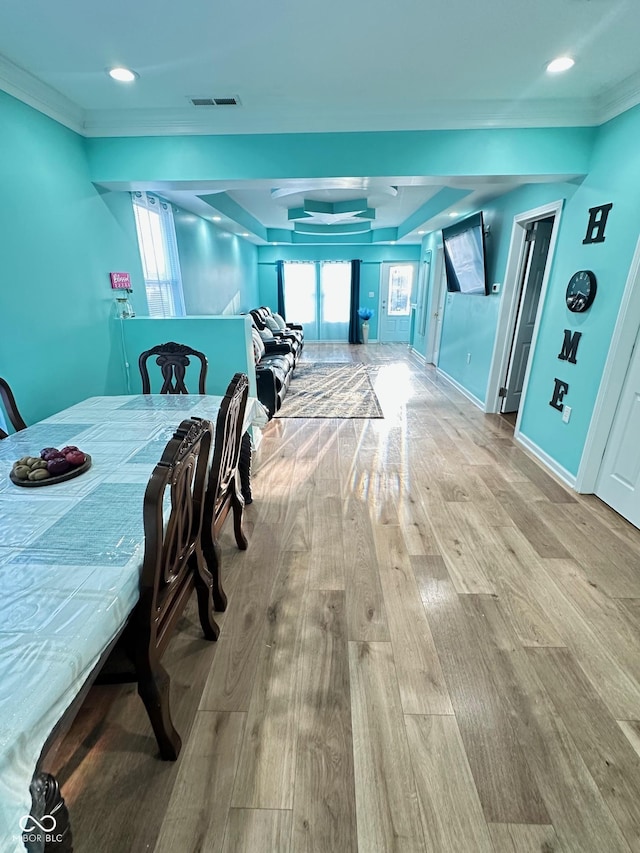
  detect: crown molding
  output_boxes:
[594,68,640,125]
[80,98,600,137]
[1,45,638,138]
[0,55,84,133]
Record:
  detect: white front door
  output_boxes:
[379,262,417,343]
[595,325,640,527]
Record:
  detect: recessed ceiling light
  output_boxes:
[546,56,575,74]
[271,242,279,246]
[241,232,250,237]
[212,216,222,222]
[448,212,458,218]
[107,67,138,83]
[418,230,426,235]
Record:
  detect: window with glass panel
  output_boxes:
[132,193,186,318]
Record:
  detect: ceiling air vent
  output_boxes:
[189,96,241,107]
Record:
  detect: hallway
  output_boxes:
[53,343,640,852]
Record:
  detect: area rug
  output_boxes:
[275,362,384,418]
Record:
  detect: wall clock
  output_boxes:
[566,270,597,312]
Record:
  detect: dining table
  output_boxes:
[0,393,266,852]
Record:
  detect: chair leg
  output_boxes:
[238,432,252,504]
[27,772,73,853]
[136,659,182,761]
[196,544,227,615]
[232,487,248,551]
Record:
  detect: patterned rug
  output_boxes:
[275,362,383,419]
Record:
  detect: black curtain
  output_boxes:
[276,260,285,319]
[348,259,361,344]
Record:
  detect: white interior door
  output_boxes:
[502,217,554,413]
[427,250,447,365]
[595,326,640,527]
[379,262,417,343]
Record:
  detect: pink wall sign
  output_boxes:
[110,272,131,290]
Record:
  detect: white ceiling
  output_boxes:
[1,0,638,244]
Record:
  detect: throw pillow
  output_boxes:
[258,328,274,341]
[273,313,287,330]
[265,316,280,332]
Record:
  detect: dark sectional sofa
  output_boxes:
[249,308,304,418]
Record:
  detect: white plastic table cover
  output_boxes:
[0,394,266,851]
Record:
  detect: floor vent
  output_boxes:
[190,96,241,107]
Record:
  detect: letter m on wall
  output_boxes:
[558,330,582,365]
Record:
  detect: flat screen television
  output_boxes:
[442,212,489,295]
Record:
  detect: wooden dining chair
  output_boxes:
[202,372,250,611]
[130,416,219,760]
[138,341,208,394]
[0,377,27,439]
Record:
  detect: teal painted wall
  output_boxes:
[86,127,595,183]
[434,181,581,403]
[518,103,640,476]
[5,86,640,484]
[174,208,259,315]
[0,90,145,428]
[257,245,420,341]
[121,316,256,396]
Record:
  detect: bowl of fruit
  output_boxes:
[10,446,91,487]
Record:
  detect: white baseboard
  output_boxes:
[436,369,484,410]
[515,431,577,490]
[409,348,426,363]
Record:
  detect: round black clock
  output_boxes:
[566,269,597,312]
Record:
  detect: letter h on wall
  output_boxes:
[583,203,613,245]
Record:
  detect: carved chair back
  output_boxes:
[0,377,27,439]
[139,417,213,658]
[138,342,208,395]
[200,373,250,602]
[206,373,249,534]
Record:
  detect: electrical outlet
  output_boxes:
[466,352,471,364]
[562,405,572,423]
[492,282,501,293]
[368,291,374,298]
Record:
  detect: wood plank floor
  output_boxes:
[48,343,640,852]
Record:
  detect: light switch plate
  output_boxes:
[368,291,374,298]
[562,405,572,423]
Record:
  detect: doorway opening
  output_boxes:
[486,200,564,422]
[500,216,554,415]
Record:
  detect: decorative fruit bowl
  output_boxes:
[10,446,92,487]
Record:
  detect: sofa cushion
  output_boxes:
[251,328,265,362]
[273,313,287,330]
[264,316,281,332]
[258,327,275,341]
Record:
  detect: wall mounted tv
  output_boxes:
[442,212,489,295]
